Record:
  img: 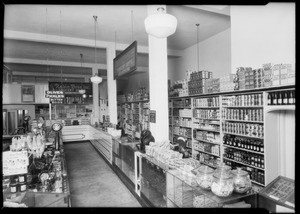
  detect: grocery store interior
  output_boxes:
[2,3,295,211]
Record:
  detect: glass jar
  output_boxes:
[231,167,252,193]
[211,164,234,197]
[195,165,214,190]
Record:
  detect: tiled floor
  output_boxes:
[64,141,142,207]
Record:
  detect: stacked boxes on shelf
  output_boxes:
[253,68,263,88]
[236,67,247,90]
[262,63,273,88]
[245,68,255,89]
[188,70,213,95]
[206,78,220,94]
[219,74,236,92]
[271,63,294,86]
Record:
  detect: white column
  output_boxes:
[92,66,100,125]
[147,5,169,142]
[106,45,117,124]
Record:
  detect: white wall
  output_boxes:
[231,3,295,71]
[171,28,232,82]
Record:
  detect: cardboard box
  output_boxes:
[287,72,295,84]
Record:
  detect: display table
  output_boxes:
[2,134,71,207]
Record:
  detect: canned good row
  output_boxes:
[222,94,263,106]
[193,97,219,107]
[222,108,263,122]
[222,121,264,138]
[193,109,220,119]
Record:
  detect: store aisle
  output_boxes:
[64,141,141,207]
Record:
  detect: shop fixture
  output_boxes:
[196,24,200,72]
[144,7,177,38]
[90,15,103,84]
[78,53,86,94]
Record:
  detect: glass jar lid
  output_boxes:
[231,167,249,177]
[198,165,214,174]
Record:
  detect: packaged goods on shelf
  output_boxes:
[193,97,219,108]
[219,74,236,92]
[179,109,193,118]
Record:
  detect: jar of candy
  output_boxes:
[195,165,214,190]
[211,164,234,197]
[231,167,252,193]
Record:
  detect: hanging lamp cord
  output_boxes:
[131,10,134,42]
[60,10,63,90]
[196,24,200,72]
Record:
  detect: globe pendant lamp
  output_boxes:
[144,7,177,38]
[90,15,102,84]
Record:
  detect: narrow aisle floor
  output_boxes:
[64,141,142,207]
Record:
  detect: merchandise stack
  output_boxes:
[206,78,220,94]
[188,70,213,95]
[219,74,236,92]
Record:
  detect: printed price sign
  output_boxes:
[2,151,29,176]
[149,110,156,123]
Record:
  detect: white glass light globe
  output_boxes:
[144,9,177,38]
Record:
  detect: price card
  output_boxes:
[2,151,29,176]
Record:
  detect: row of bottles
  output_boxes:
[222,93,263,107]
[223,160,265,185]
[222,121,264,138]
[223,134,264,153]
[222,108,263,122]
[224,147,265,169]
[267,90,295,105]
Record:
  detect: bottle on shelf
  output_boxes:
[283,91,288,105]
[277,91,282,105]
[273,92,277,105]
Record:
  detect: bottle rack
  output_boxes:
[169,85,295,189]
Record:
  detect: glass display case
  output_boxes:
[258,176,294,212]
[140,154,169,207]
[166,168,257,208]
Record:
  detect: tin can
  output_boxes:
[10,182,18,193]
[19,182,27,192]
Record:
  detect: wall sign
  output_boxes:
[114,41,137,79]
[149,110,156,123]
[3,151,29,176]
[21,85,35,102]
[45,91,65,98]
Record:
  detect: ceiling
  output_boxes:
[3,4,230,83]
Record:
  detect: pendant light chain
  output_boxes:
[131,10,134,42]
[115,31,117,53]
[94,16,97,65]
[196,23,200,72]
[60,10,63,89]
[46,8,49,82]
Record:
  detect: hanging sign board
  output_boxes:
[149,110,156,123]
[2,151,29,176]
[114,41,137,79]
[45,91,65,98]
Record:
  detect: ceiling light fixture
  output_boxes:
[144,7,177,38]
[90,15,102,84]
[79,53,86,94]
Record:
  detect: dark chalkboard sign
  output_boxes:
[114,41,137,79]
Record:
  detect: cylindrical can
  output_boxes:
[10,182,18,193]
[19,182,27,192]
